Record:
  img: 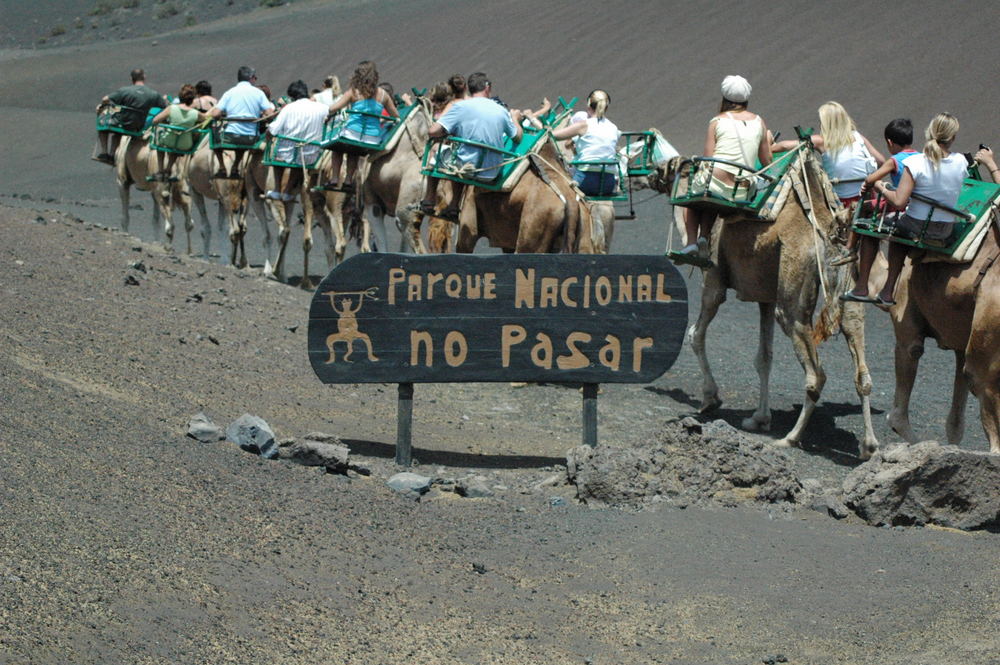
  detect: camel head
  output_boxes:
[647,155,686,195]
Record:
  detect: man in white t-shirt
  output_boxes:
[266,80,329,201]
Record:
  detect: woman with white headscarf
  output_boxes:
[674,74,772,267]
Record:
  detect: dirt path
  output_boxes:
[2,207,998,665]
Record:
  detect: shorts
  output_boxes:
[340,127,381,144]
[275,143,320,165]
[221,132,259,147]
[574,170,618,196]
[892,214,954,242]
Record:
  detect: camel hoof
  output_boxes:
[300,279,315,291]
[858,441,878,461]
[773,438,797,449]
[741,415,771,432]
[699,396,722,414]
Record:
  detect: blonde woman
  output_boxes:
[674,75,772,266]
[851,113,967,305]
[775,101,885,264]
[545,90,621,196]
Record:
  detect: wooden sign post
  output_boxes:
[308,254,687,465]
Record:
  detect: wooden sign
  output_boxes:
[308,254,687,385]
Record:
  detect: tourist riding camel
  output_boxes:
[851,113,968,306]
[837,118,918,302]
[422,72,523,222]
[542,89,621,196]
[95,68,167,165]
[774,101,885,266]
[192,80,217,112]
[321,60,399,199]
[673,74,773,267]
[209,66,275,180]
[150,84,208,182]
[976,145,999,183]
[312,75,341,106]
[265,79,328,202]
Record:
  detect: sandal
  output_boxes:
[875,295,897,307]
[94,153,114,165]
[669,250,713,269]
[839,291,878,304]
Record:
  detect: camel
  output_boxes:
[887,216,1000,453]
[244,150,338,289]
[454,138,592,254]
[654,148,880,458]
[114,135,192,253]
[184,142,247,262]
[355,103,433,256]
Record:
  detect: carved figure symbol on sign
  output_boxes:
[324,288,380,363]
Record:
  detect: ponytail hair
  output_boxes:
[588,89,610,120]
[923,112,959,166]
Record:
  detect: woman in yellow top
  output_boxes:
[674,75,772,267]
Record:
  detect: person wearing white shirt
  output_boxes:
[868,113,967,306]
[266,80,328,201]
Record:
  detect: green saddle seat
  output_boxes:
[320,103,417,156]
[208,117,265,151]
[420,127,548,192]
[150,123,209,155]
[852,177,1000,257]
[262,133,324,169]
[669,140,807,218]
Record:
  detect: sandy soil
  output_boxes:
[1,1,999,663]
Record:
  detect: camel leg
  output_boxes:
[191,190,213,259]
[300,190,315,290]
[399,210,429,254]
[268,199,291,282]
[773,311,826,448]
[367,205,388,254]
[311,195,336,271]
[887,318,924,444]
[359,212,372,254]
[174,185,193,256]
[160,192,175,251]
[323,192,347,264]
[230,192,249,269]
[118,181,131,232]
[944,350,969,445]
[965,307,1000,453]
[976,386,1000,453]
[742,302,775,432]
[839,299,879,459]
[150,192,163,245]
[689,273,727,414]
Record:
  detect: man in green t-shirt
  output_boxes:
[95,69,167,165]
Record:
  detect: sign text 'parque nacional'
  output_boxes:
[308,254,688,384]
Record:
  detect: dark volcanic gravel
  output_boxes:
[2,208,999,664]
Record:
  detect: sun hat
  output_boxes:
[721,75,752,103]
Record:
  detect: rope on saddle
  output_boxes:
[528,153,572,252]
[793,149,830,297]
[973,204,1000,292]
